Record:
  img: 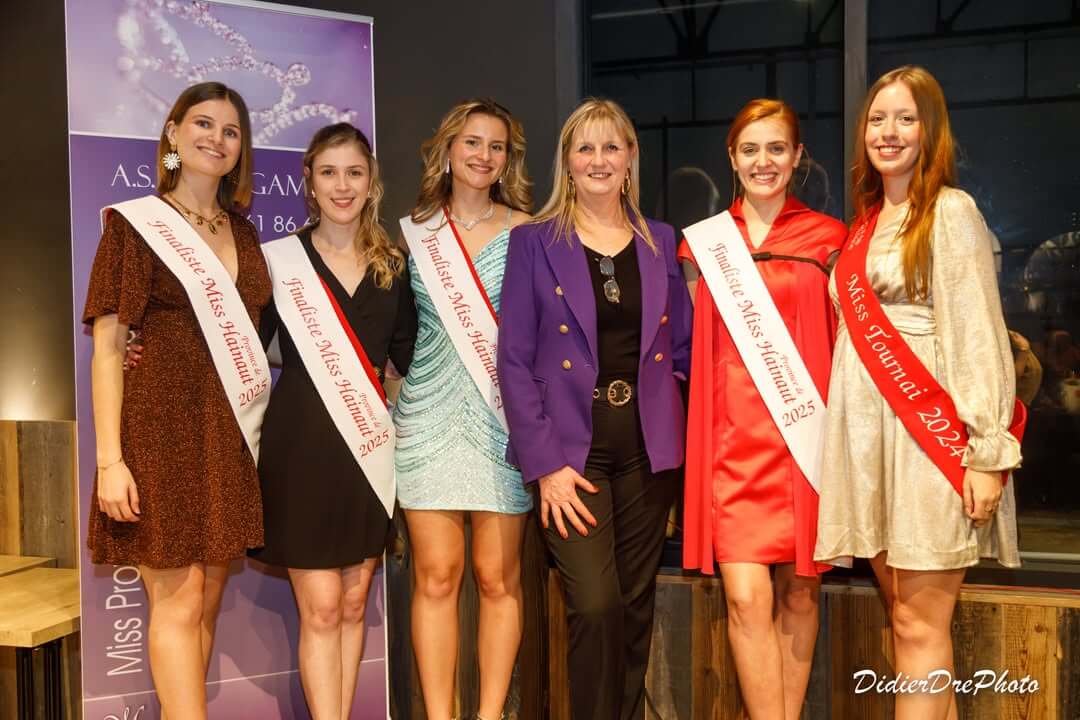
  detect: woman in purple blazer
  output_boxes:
[497,98,692,720]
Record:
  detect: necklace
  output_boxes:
[167,194,230,235]
[450,201,495,231]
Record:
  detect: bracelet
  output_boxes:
[97,458,125,471]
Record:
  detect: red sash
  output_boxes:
[317,276,388,407]
[835,205,1025,496]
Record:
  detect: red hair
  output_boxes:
[852,65,956,300]
[727,98,802,196]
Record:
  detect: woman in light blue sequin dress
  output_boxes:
[394,98,532,720]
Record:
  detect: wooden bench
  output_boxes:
[0,568,80,720]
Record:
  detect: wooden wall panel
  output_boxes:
[953,597,1005,719]
[645,578,692,719]
[689,578,741,719]
[0,647,14,720]
[827,586,893,720]
[1001,604,1057,720]
[16,422,77,569]
[517,520,549,719]
[543,574,1080,719]
[547,573,571,720]
[1060,608,1080,716]
[0,423,18,720]
[0,421,78,720]
[0,421,20,553]
[800,595,830,720]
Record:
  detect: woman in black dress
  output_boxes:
[251,124,417,719]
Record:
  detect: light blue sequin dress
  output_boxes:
[394,220,532,513]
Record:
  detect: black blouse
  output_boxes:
[584,241,641,385]
[259,228,418,379]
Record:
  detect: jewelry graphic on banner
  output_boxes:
[116,0,358,144]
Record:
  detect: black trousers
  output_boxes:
[536,397,679,720]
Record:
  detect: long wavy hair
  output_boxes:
[302,123,404,289]
[411,98,532,224]
[727,98,804,198]
[852,65,956,300]
[533,98,656,253]
[156,81,254,210]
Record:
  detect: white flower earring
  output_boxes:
[163,143,181,171]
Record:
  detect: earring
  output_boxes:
[567,174,576,199]
[621,173,631,196]
[162,144,181,172]
[444,158,451,175]
[228,165,239,183]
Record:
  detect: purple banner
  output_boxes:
[65,3,386,718]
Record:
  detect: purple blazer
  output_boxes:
[497,216,692,484]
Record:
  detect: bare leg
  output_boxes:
[340,559,378,719]
[406,510,466,720]
[772,564,820,719]
[289,568,345,720]
[719,562,785,719]
[141,564,209,720]
[199,563,229,674]
[872,554,964,720]
[470,511,527,720]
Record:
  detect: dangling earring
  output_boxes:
[730,168,740,205]
[163,143,181,172]
[228,164,239,183]
[621,172,631,196]
[444,158,451,175]
[567,174,576,199]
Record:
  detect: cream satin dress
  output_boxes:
[815,188,1022,570]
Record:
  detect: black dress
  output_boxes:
[250,229,417,569]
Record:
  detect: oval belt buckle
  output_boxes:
[607,379,632,407]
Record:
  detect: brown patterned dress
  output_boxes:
[82,203,271,568]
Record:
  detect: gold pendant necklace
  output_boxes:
[167,194,230,235]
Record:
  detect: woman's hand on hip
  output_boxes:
[538,466,599,539]
[963,467,1003,529]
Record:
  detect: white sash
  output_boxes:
[107,196,270,460]
[400,211,507,432]
[261,235,397,516]
[684,211,826,492]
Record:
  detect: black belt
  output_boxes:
[592,379,635,407]
[751,251,832,276]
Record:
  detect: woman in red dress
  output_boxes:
[680,99,846,718]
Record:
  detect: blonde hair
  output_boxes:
[852,65,956,301]
[156,82,254,210]
[302,123,404,290]
[411,98,532,224]
[533,98,656,253]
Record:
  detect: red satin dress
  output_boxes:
[680,197,846,577]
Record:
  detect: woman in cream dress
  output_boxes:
[815,66,1021,720]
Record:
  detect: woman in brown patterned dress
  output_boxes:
[83,82,269,720]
